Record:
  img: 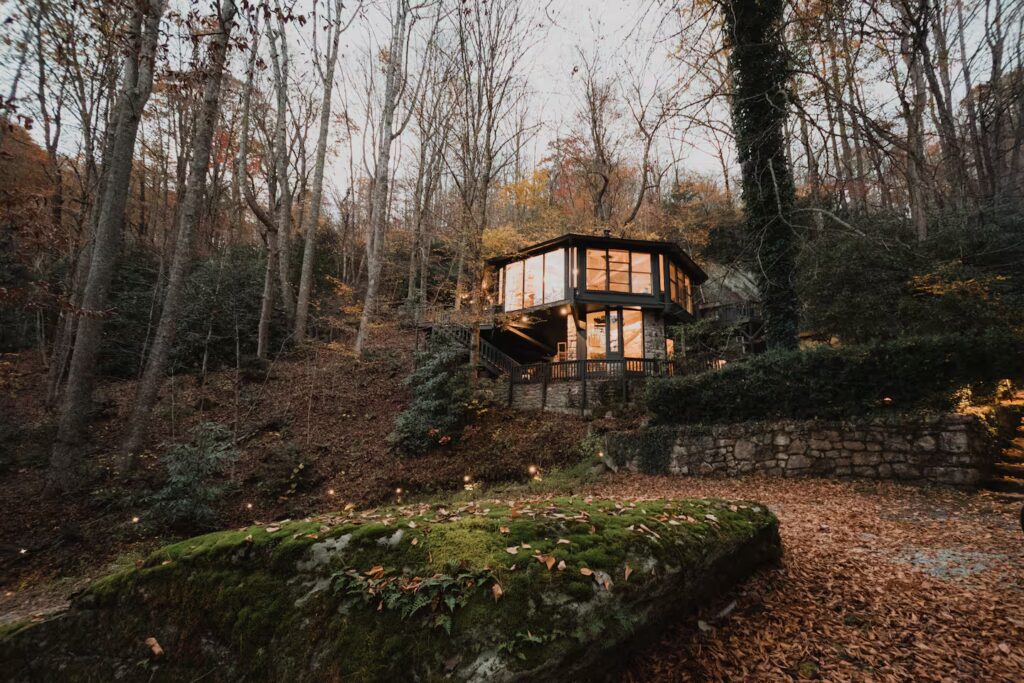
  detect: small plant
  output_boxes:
[389,333,471,457]
[149,422,237,531]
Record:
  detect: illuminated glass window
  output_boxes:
[586,249,607,290]
[622,308,643,357]
[543,249,565,303]
[631,253,652,294]
[586,248,655,294]
[586,311,607,359]
[503,260,523,312]
[523,255,543,308]
[501,249,567,312]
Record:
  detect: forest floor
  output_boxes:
[2,328,1023,680]
[0,322,589,614]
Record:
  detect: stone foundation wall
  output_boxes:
[508,378,648,416]
[607,413,997,487]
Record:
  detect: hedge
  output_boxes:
[645,331,1024,425]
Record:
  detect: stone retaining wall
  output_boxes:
[606,413,997,487]
[508,378,648,416]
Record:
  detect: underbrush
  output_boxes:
[646,330,1024,425]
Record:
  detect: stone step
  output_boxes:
[990,491,1024,505]
[995,462,1024,478]
[984,476,1024,494]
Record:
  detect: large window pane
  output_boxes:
[631,253,652,294]
[503,260,523,312]
[523,254,543,308]
[622,309,643,357]
[586,249,607,290]
[543,249,565,303]
[669,264,678,301]
[608,310,620,353]
[586,311,607,359]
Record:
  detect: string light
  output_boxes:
[131,516,140,524]
[327,489,335,496]
[463,475,472,483]
[527,465,538,475]
[245,502,253,510]
[19,549,27,555]
[395,487,403,495]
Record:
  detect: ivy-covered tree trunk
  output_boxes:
[722,0,800,349]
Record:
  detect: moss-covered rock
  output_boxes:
[1,498,780,682]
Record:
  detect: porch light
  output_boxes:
[561,305,570,316]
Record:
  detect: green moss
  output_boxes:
[3,498,780,682]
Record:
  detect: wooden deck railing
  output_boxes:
[510,358,672,385]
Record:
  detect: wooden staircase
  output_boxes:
[984,396,1024,500]
[430,324,522,378]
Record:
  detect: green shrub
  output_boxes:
[388,333,471,457]
[604,426,678,474]
[645,331,1024,425]
[149,422,238,531]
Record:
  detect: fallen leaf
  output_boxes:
[144,637,164,657]
[491,583,504,602]
[624,563,632,581]
[499,526,510,534]
[410,537,418,546]
[265,526,280,533]
[545,555,556,571]
[557,560,566,571]
[505,546,519,555]
[557,538,571,545]
[580,567,593,576]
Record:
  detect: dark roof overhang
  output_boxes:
[485,232,708,284]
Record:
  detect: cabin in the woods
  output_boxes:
[485,232,707,368]
[423,233,709,411]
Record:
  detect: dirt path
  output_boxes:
[599,475,1024,681]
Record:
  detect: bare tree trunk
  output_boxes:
[122,0,238,458]
[295,0,345,342]
[269,11,296,325]
[355,0,410,356]
[899,1,930,241]
[47,0,166,493]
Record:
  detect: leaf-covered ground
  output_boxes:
[604,476,1024,681]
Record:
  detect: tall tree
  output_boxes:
[721,0,799,349]
[47,0,167,493]
[354,0,423,355]
[294,0,349,342]
[122,0,239,458]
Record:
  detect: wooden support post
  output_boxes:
[541,364,548,410]
[507,375,514,407]
[580,359,587,417]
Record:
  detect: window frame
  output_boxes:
[501,248,567,313]
[584,248,656,296]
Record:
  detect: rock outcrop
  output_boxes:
[1,498,780,682]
